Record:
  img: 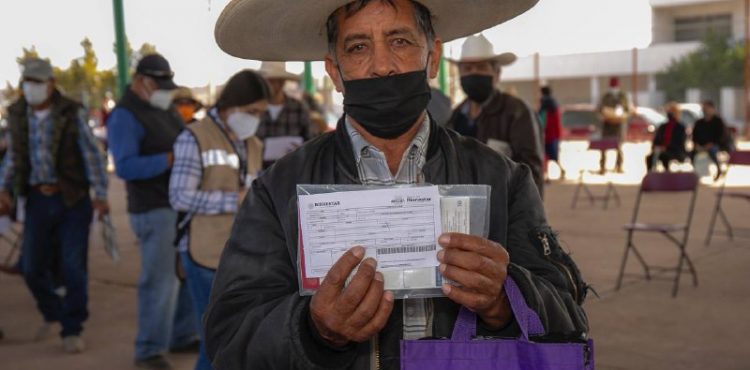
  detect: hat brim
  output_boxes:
[447,52,517,66]
[260,71,302,81]
[153,77,178,90]
[215,0,539,61]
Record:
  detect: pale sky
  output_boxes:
[0,0,652,88]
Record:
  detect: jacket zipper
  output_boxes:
[374,333,380,370]
[538,233,579,303]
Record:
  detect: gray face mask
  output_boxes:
[149,89,174,110]
[22,81,50,106]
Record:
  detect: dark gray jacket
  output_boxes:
[204,117,589,370]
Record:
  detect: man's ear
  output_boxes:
[428,39,443,80]
[325,55,344,93]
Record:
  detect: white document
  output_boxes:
[299,186,443,278]
[263,136,304,161]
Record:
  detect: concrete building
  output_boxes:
[499,0,746,127]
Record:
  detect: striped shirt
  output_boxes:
[169,110,247,253]
[345,115,433,340]
[0,108,108,199]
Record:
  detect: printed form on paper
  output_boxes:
[299,186,443,278]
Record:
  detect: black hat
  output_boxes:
[215,70,271,111]
[136,54,177,90]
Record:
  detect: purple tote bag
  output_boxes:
[401,278,594,370]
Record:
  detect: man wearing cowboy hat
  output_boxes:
[446,33,544,195]
[257,61,313,165]
[206,1,588,369]
[172,86,204,125]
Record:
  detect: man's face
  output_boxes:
[702,105,715,119]
[267,78,286,99]
[458,61,499,85]
[325,0,442,92]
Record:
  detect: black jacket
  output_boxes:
[204,117,589,370]
[652,120,687,159]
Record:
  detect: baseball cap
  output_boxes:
[21,58,54,81]
[136,54,177,90]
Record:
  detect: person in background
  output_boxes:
[690,100,727,181]
[107,54,198,370]
[597,77,632,174]
[257,62,312,167]
[170,70,269,370]
[646,102,687,172]
[446,33,544,195]
[539,86,565,181]
[0,58,109,354]
[173,87,204,125]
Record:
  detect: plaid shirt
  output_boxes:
[0,108,108,199]
[345,115,433,340]
[169,111,245,253]
[256,95,312,141]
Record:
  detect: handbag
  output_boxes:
[401,277,594,370]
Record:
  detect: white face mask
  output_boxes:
[149,89,174,110]
[23,81,50,106]
[227,111,260,140]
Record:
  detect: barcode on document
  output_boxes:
[376,244,436,256]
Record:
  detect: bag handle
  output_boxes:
[451,277,545,341]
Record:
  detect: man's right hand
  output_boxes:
[0,191,12,215]
[309,246,394,348]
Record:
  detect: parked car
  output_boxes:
[560,104,663,141]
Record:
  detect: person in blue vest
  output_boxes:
[107,54,198,370]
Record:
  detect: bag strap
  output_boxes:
[450,277,545,341]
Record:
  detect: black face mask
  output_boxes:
[460,74,495,103]
[342,69,432,139]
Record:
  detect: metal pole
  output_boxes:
[438,56,448,95]
[303,61,315,95]
[632,47,639,107]
[744,0,750,138]
[113,0,129,98]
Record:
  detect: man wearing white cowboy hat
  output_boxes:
[256,61,313,165]
[206,1,588,369]
[447,33,544,195]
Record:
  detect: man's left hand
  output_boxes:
[92,199,110,220]
[437,233,512,330]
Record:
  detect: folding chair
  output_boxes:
[571,138,621,209]
[705,150,750,245]
[615,172,699,297]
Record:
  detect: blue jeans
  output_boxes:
[129,208,198,360]
[180,251,215,370]
[22,191,92,337]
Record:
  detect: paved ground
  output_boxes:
[0,142,748,369]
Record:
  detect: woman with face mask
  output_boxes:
[168,70,269,370]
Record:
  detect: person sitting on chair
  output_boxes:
[646,102,687,172]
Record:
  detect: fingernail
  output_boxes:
[374,272,384,282]
[384,291,394,302]
[437,250,445,262]
[439,234,450,245]
[364,258,377,268]
[442,284,452,295]
[439,264,446,273]
[352,246,365,259]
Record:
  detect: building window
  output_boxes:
[674,14,732,42]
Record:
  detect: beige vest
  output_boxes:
[186,116,263,269]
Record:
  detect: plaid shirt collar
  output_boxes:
[344,114,430,185]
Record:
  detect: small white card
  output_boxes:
[263,136,304,161]
[299,186,443,278]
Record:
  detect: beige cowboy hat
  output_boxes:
[172,86,204,109]
[447,33,516,65]
[258,61,302,81]
[215,0,539,61]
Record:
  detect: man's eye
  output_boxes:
[392,38,411,47]
[347,44,367,53]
